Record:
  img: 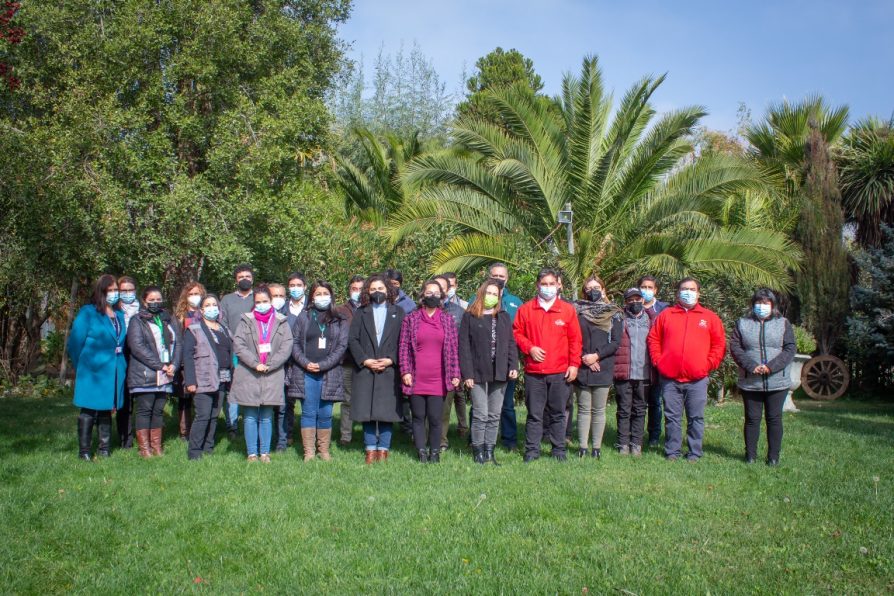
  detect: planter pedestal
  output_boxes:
[785,353,812,412]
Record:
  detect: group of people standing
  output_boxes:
[67,262,796,466]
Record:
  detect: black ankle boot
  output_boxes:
[473,445,485,464]
[417,448,429,463]
[97,412,112,457]
[485,444,500,466]
[77,411,95,461]
[428,448,440,463]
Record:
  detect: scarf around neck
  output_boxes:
[574,300,621,332]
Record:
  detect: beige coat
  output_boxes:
[229,312,293,407]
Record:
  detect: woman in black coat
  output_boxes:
[347,274,406,464]
[573,275,622,458]
[459,279,518,464]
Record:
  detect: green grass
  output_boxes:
[0,392,892,594]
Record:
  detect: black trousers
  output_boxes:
[116,390,134,448]
[282,395,297,442]
[742,388,786,461]
[615,380,649,447]
[135,392,166,430]
[524,373,571,457]
[188,391,222,459]
[410,395,444,451]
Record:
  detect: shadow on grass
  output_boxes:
[796,401,894,442]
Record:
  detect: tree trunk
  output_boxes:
[57,276,79,383]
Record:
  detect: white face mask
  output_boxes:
[679,289,698,306]
[539,285,558,300]
[187,295,202,308]
[271,297,286,311]
[753,303,772,319]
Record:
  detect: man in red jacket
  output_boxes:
[647,277,726,462]
[513,268,582,462]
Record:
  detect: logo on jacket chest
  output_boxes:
[554,319,565,327]
[698,319,707,328]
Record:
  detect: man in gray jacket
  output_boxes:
[220,263,255,438]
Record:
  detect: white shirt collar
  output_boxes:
[538,297,557,311]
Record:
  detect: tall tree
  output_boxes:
[390,56,800,290]
[0,0,352,380]
[798,124,851,354]
[456,47,544,121]
[837,116,894,248]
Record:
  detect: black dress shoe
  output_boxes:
[417,449,429,463]
[577,448,587,458]
[428,449,440,463]
[523,453,539,463]
[590,448,601,459]
[767,459,779,466]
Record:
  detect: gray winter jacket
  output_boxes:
[729,315,796,392]
[229,312,293,407]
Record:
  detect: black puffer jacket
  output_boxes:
[126,309,182,390]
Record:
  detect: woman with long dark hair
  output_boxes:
[288,280,349,461]
[399,279,461,463]
[348,274,405,463]
[67,274,128,460]
[729,288,796,466]
[126,285,182,457]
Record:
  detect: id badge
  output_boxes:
[115,346,123,355]
[219,369,232,383]
[318,337,327,350]
[259,343,272,354]
[161,348,171,364]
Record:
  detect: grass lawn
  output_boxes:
[0,391,891,594]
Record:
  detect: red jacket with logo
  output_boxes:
[647,303,726,382]
[513,298,583,375]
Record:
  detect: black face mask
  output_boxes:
[492,278,506,290]
[146,302,164,314]
[422,295,441,308]
[587,289,603,302]
[237,279,252,292]
[369,291,387,305]
[626,302,644,315]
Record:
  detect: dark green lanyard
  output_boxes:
[311,311,327,339]
[153,316,166,348]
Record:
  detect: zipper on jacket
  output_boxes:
[759,320,768,392]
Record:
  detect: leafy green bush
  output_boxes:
[794,325,817,354]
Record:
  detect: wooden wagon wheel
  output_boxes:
[801,355,850,401]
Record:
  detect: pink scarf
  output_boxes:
[253,309,275,364]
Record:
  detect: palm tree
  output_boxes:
[745,95,849,193]
[390,56,800,290]
[837,116,894,247]
[335,127,422,225]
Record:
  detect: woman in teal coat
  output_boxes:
[67,274,128,460]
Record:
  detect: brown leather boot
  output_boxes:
[316,428,332,461]
[365,450,376,465]
[135,429,152,458]
[149,427,164,456]
[379,450,389,462]
[300,427,316,462]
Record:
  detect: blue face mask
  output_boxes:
[639,288,655,303]
[106,291,120,306]
[255,303,272,314]
[314,296,332,310]
[539,285,558,300]
[679,290,698,307]
[203,306,219,321]
[120,292,137,305]
[350,291,361,303]
[289,287,305,300]
[753,303,772,319]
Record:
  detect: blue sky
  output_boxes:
[338,0,893,133]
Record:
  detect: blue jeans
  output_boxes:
[660,376,709,459]
[243,405,274,456]
[500,378,518,448]
[300,372,333,430]
[225,401,239,432]
[362,421,393,451]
